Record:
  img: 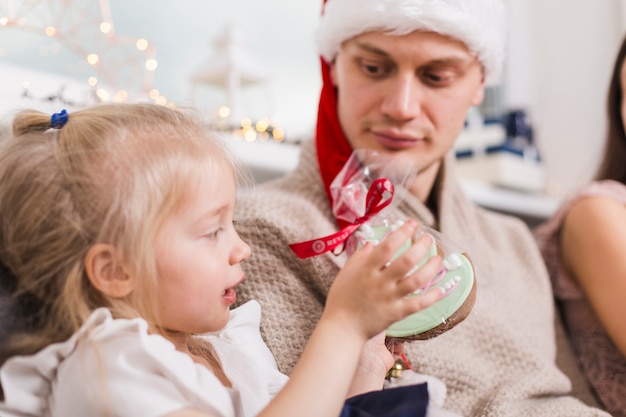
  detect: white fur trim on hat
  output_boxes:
[316,0,507,86]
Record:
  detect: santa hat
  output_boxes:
[315,0,507,227]
[316,0,507,86]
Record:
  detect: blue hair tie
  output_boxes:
[51,109,68,129]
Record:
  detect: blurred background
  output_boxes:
[0,0,625,222]
[0,0,322,140]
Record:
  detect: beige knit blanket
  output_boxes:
[234,139,608,417]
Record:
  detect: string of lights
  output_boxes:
[0,1,296,143]
[0,0,166,103]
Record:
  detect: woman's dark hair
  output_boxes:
[0,260,45,373]
[596,35,626,182]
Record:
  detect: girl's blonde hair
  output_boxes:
[0,103,244,364]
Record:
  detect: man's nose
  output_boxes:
[380,74,424,121]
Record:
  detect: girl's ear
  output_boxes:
[85,244,134,298]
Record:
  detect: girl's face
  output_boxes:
[154,163,250,336]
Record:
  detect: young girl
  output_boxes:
[0,103,443,417]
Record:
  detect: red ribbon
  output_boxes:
[289,178,395,259]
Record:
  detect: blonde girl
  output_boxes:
[0,103,441,417]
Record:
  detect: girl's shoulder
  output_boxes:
[0,308,236,417]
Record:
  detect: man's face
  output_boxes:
[330,30,485,177]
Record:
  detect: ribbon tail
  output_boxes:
[289,224,359,259]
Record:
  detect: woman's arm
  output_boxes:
[562,195,626,357]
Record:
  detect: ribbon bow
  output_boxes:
[289,177,394,259]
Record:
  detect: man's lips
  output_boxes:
[370,129,426,150]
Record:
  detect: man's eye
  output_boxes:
[425,73,443,83]
[360,60,391,77]
[364,64,381,74]
[421,70,454,86]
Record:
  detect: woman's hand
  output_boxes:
[346,331,396,397]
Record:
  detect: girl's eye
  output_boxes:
[205,228,223,239]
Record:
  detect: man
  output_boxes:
[234,0,609,415]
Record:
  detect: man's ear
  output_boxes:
[85,243,134,298]
[470,76,486,107]
[329,60,338,87]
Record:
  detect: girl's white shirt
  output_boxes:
[0,300,288,417]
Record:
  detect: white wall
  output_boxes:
[0,0,323,139]
[106,0,323,141]
[1,0,624,194]
[522,0,623,193]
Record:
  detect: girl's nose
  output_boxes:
[231,232,251,265]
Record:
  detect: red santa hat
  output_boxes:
[315,0,506,226]
[317,0,507,86]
